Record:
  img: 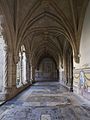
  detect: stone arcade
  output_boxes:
[0,0,90,120]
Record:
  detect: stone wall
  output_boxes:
[73,1,90,100]
[73,68,90,100]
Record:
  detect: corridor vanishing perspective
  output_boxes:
[0,82,90,120]
[0,0,90,120]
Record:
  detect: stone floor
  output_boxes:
[0,82,90,120]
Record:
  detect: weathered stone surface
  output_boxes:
[41,114,51,120]
[0,82,90,120]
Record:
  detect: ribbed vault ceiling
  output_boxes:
[0,0,89,66]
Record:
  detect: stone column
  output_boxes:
[67,55,70,86]
[26,55,30,83]
[22,52,26,84]
[65,59,68,85]
[57,68,59,81]
[69,54,72,84]
[30,65,33,84]
[20,52,23,85]
[16,57,20,86]
[3,41,17,99]
[0,37,6,92]
[70,54,73,92]
[7,52,17,90]
[1,20,17,99]
[30,65,35,83]
[2,41,8,94]
[64,55,68,85]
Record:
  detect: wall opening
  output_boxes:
[0,16,7,94]
[35,57,58,82]
[16,45,27,87]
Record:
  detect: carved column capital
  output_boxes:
[74,52,80,63]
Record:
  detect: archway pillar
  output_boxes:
[2,44,17,100]
[26,54,31,83]
[63,55,68,84]
[5,53,17,99]
[70,54,73,92]
[30,63,35,83]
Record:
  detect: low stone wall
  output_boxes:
[0,83,31,102]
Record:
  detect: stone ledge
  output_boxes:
[0,83,31,103]
[6,83,31,100]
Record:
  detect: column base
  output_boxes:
[32,80,35,84]
[70,87,73,92]
[2,86,17,100]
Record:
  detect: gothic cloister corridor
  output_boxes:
[0,81,90,120]
[0,0,90,119]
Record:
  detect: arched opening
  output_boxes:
[0,15,8,100]
[16,45,27,87]
[60,42,74,92]
[0,35,5,92]
[35,57,59,82]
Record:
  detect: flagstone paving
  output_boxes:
[0,82,90,120]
